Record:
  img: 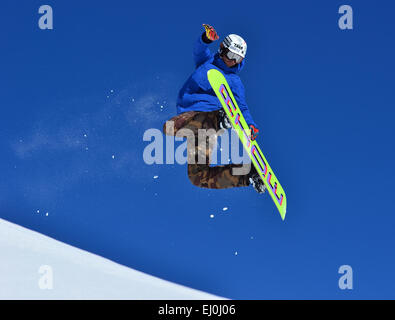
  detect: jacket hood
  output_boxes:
[213,52,245,74]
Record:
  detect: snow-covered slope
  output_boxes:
[0,219,222,299]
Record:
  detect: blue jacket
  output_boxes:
[176,34,257,128]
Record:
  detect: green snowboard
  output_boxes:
[207,68,287,220]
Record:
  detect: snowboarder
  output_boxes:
[163,24,265,193]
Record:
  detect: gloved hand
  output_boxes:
[249,124,259,141]
[202,24,219,42]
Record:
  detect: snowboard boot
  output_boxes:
[248,166,266,194]
[217,109,232,129]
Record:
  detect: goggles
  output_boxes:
[218,47,243,64]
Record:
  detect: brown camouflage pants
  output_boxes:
[163,110,250,189]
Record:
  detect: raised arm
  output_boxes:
[193,24,219,68]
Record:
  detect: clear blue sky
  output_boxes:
[1,0,394,299]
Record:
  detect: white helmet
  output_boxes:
[222,34,247,59]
